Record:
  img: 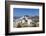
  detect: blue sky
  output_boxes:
[13,8,39,16]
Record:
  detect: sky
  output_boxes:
[13,8,39,16]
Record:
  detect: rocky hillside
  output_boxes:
[13,15,39,28]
